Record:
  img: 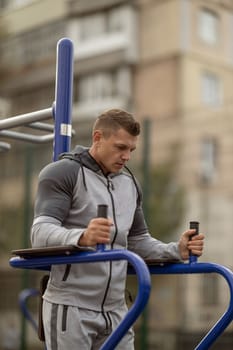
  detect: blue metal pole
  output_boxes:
[19,289,40,332]
[53,38,74,161]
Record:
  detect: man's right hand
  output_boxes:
[78,217,113,246]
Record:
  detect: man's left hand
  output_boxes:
[179,230,205,260]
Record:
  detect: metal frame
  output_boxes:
[0,38,74,161]
[10,250,151,350]
[6,37,233,349]
[133,262,233,349]
[0,141,11,152]
[10,253,233,350]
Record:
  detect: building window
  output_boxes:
[78,6,128,42]
[107,7,127,32]
[201,72,222,107]
[79,14,106,41]
[76,68,131,103]
[77,72,115,102]
[198,8,219,45]
[200,138,218,184]
[0,21,65,68]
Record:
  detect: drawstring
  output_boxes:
[101,311,112,335]
[61,153,139,198]
[124,165,141,205]
[76,155,88,191]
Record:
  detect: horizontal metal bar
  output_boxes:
[0,107,53,130]
[27,122,54,132]
[0,130,54,143]
[27,122,76,135]
[0,141,11,152]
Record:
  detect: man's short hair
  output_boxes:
[93,109,140,137]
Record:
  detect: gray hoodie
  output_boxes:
[31,146,181,311]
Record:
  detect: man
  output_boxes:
[31,108,204,350]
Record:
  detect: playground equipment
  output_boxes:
[0,141,11,152]
[4,38,233,349]
[0,38,74,161]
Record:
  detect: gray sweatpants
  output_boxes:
[43,300,135,350]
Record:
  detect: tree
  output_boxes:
[146,154,185,241]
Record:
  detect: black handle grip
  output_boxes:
[97,204,108,218]
[189,221,199,236]
[96,205,108,251]
[189,221,199,263]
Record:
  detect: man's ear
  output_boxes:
[92,130,102,143]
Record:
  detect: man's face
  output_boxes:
[92,128,138,174]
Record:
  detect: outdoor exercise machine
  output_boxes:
[0,38,74,161]
[3,38,233,349]
[0,141,11,152]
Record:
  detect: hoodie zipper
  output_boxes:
[100,176,117,333]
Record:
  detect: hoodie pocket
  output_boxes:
[61,305,69,332]
[62,264,71,281]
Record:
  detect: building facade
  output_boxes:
[1,0,233,349]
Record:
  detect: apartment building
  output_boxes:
[1,0,233,349]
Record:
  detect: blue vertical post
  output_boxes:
[53,38,74,161]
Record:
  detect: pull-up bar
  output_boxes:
[0,38,74,161]
[0,141,11,152]
[0,107,52,130]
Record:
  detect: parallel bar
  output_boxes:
[0,141,11,152]
[129,262,233,350]
[19,289,39,332]
[27,122,75,134]
[10,253,233,349]
[0,130,54,143]
[27,122,54,132]
[0,108,52,130]
[53,38,74,161]
[10,250,151,350]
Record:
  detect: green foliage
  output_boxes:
[0,206,25,253]
[145,158,185,241]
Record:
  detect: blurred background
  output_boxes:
[1,0,233,349]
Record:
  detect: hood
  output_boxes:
[59,145,102,174]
